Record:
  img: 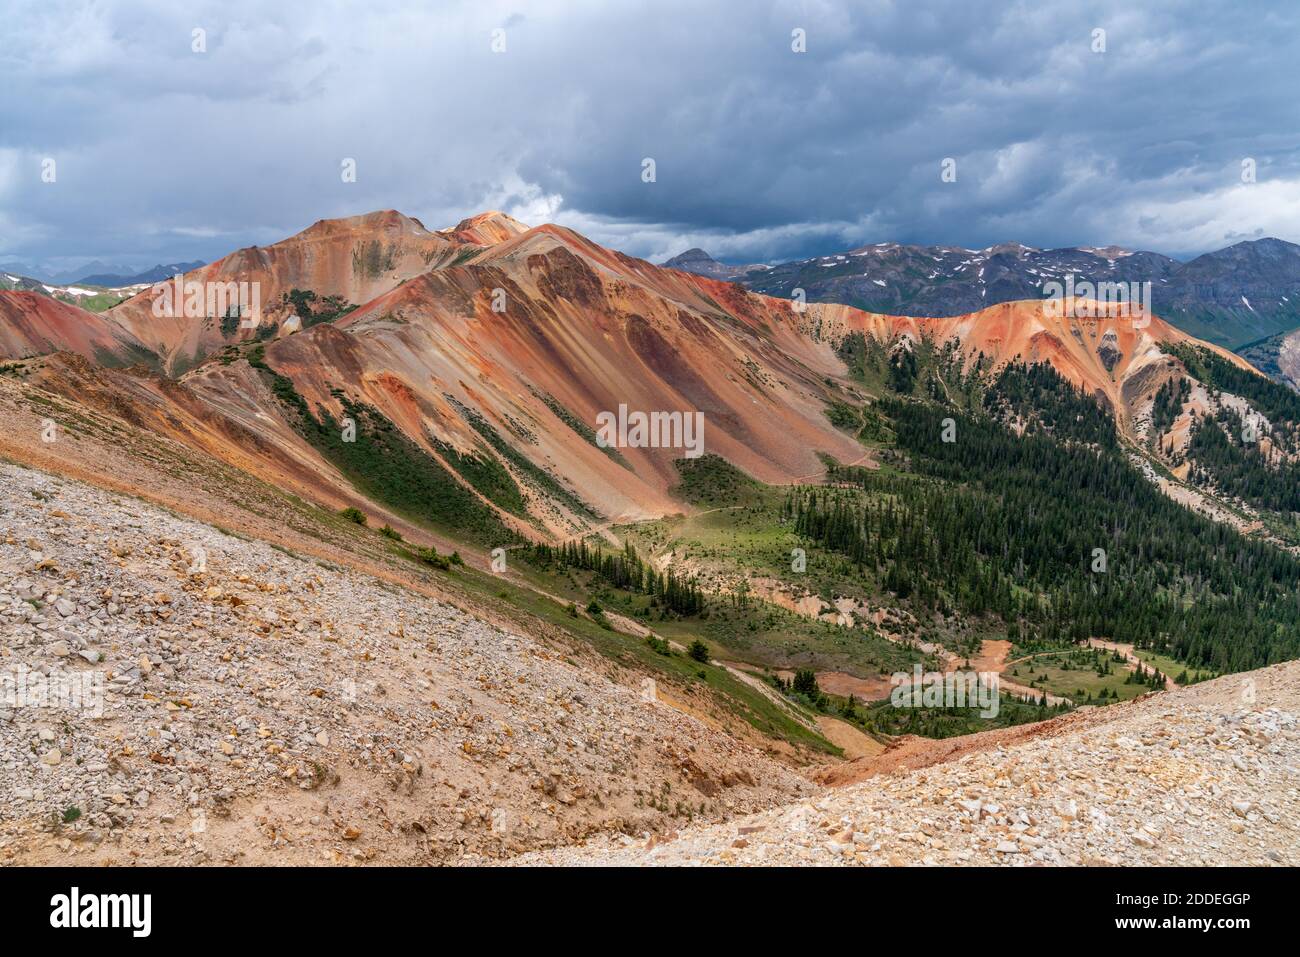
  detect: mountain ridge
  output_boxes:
[74,261,208,287]
[664,237,1300,350]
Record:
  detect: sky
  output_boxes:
[2,0,1299,273]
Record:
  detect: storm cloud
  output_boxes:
[1,0,1297,270]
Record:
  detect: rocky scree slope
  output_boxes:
[516,661,1299,866]
[0,462,809,865]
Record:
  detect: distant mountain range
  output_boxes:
[1236,326,1300,391]
[0,259,206,287]
[0,272,128,312]
[74,261,208,286]
[663,237,1300,350]
[0,259,130,285]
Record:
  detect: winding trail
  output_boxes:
[1086,638,1179,691]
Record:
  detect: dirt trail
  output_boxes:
[783,670,895,702]
[906,635,1070,707]
[1087,638,1179,691]
[787,450,877,484]
[735,573,1072,707]
[960,639,1071,706]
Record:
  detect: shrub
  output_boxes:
[339,507,367,526]
[824,401,861,429]
[415,546,451,570]
[379,524,402,541]
[645,636,672,656]
[687,639,710,663]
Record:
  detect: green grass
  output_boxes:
[309,399,517,546]
[1133,648,1215,686]
[351,240,397,279]
[824,400,861,430]
[431,437,529,517]
[57,291,127,313]
[279,289,358,330]
[516,508,925,679]
[670,454,767,508]
[614,477,984,671]
[854,691,1064,738]
[1005,647,1152,703]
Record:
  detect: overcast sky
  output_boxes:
[2,0,1298,271]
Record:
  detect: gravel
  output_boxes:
[0,462,809,864]
[514,663,1300,866]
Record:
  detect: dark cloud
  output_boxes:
[1,0,1297,270]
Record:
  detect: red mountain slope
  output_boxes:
[0,291,154,367]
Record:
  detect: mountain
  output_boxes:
[0,291,154,366]
[2,259,209,286]
[1237,326,1300,391]
[0,210,1268,526]
[0,273,137,314]
[5,217,869,537]
[660,248,768,281]
[0,260,49,281]
[665,238,1300,350]
[74,261,207,286]
[797,297,1252,433]
[0,272,46,293]
[439,209,531,245]
[46,260,135,285]
[103,209,475,375]
[1159,239,1300,346]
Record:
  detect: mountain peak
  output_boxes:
[296,209,433,242]
[663,248,718,266]
[661,247,763,280]
[443,210,531,245]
